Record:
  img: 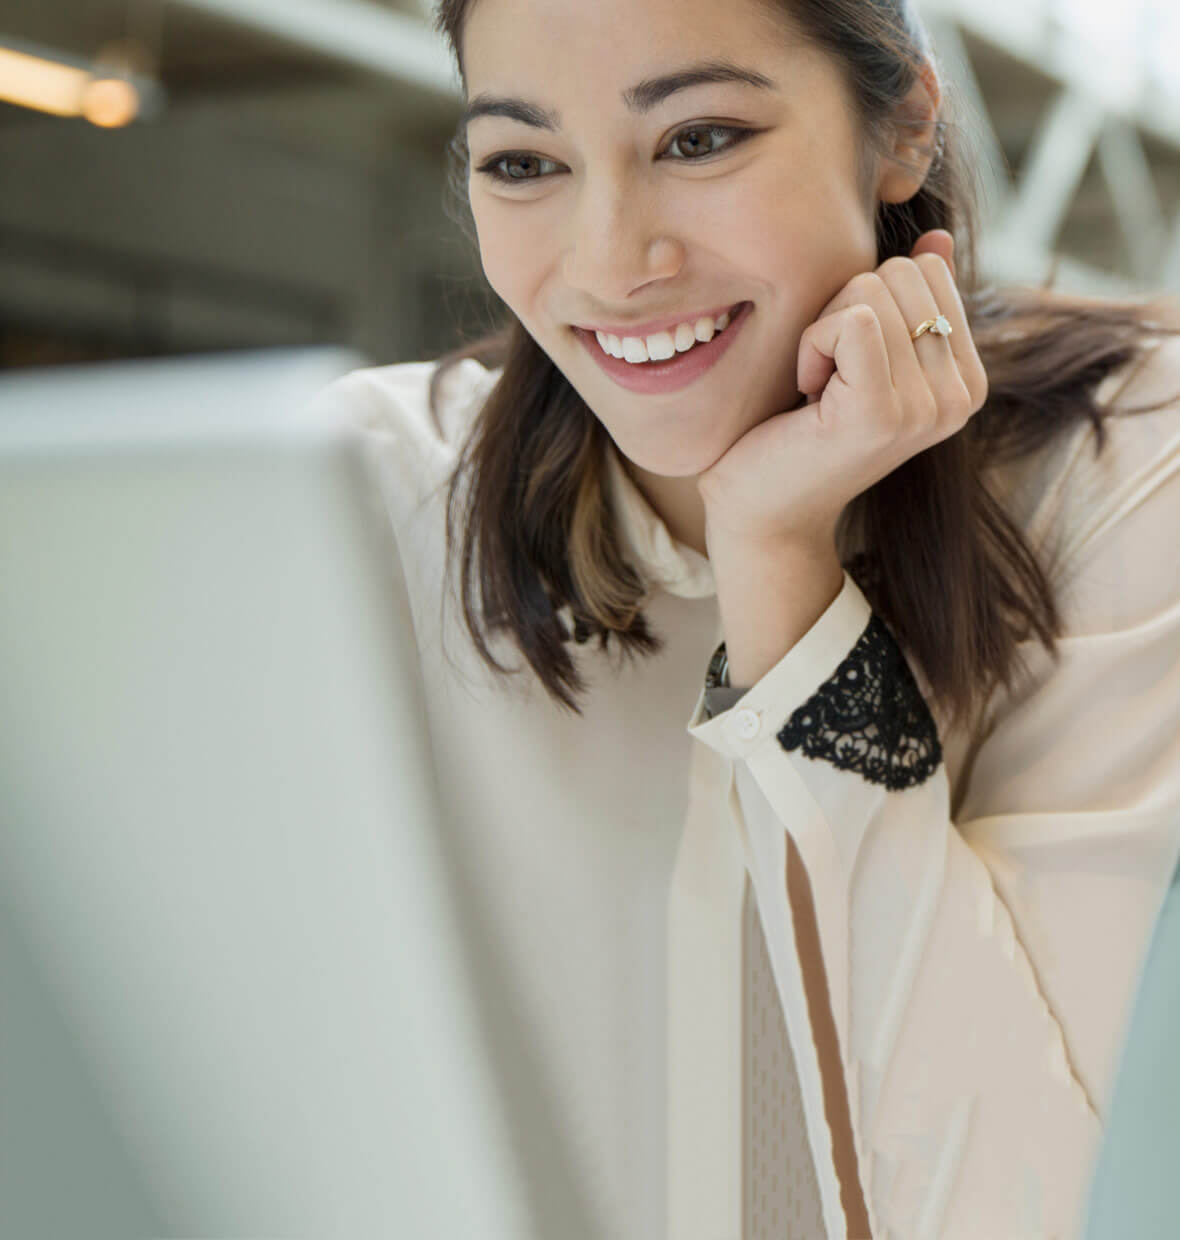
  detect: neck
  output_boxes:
[622,460,710,559]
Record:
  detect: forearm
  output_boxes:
[706,530,845,687]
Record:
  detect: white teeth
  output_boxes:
[646,331,677,361]
[592,304,741,364]
[596,329,627,358]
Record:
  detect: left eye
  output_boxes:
[663,124,753,161]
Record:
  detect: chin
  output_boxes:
[611,433,727,480]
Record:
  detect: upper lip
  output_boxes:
[574,302,745,340]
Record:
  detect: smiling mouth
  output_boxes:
[575,301,749,365]
[573,300,754,394]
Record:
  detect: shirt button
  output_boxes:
[734,709,761,740]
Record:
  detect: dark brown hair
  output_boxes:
[430,0,1180,729]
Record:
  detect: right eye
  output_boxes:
[474,152,563,186]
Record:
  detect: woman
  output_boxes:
[311,0,1180,1235]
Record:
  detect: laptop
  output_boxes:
[0,349,540,1239]
[1082,847,1180,1238]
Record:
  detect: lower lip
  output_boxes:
[573,302,753,394]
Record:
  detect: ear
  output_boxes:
[876,59,942,205]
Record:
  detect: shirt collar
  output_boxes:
[601,436,717,600]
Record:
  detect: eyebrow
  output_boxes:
[461,59,778,131]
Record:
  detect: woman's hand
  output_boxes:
[700,230,990,687]
[698,230,989,557]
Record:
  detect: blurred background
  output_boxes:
[3,6,1178,1237]
[3,0,1180,372]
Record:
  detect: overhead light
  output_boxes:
[81,76,141,128]
[0,37,162,126]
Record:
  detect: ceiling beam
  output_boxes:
[166,0,459,101]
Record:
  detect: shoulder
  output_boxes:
[1038,331,1180,634]
[1059,332,1180,544]
[305,354,502,470]
[986,331,1180,568]
[1098,329,1180,412]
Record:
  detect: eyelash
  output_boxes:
[474,124,758,187]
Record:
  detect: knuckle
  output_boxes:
[946,382,974,425]
[848,302,879,331]
[915,251,950,280]
[970,365,990,410]
[928,371,979,426]
[882,391,906,426]
[914,391,939,426]
[847,271,882,299]
[879,255,914,279]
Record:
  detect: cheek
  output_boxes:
[471,202,541,304]
[714,161,861,275]
[745,180,876,314]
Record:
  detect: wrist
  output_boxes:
[706,523,841,595]
[708,536,844,688]
[703,505,838,564]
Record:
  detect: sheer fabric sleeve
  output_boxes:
[686,398,1180,1238]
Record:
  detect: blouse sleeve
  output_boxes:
[686,411,1180,1238]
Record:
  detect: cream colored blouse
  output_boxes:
[308,336,1180,1240]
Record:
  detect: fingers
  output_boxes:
[803,267,937,424]
[877,255,967,423]
[907,252,989,411]
[796,303,893,414]
[855,265,940,410]
[801,249,989,435]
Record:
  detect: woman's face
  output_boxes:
[462,0,887,477]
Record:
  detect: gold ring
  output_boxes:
[911,314,953,341]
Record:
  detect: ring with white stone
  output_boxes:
[910,314,953,341]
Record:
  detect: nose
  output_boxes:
[560,178,683,305]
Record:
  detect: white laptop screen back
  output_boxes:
[0,350,539,1238]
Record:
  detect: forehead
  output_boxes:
[461,0,799,90]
